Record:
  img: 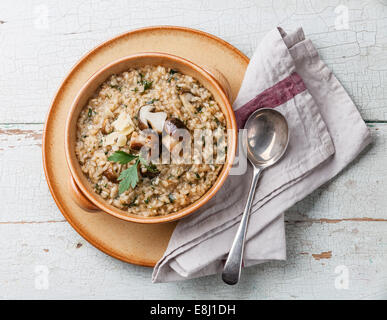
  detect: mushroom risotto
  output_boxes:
[75,65,227,216]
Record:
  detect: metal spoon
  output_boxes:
[222,108,289,285]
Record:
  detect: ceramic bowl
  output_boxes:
[65,52,237,224]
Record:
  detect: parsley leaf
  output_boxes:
[117,159,140,194]
[108,151,159,194]
[108,151,137,164]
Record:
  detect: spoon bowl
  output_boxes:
[246,108,289,167]
[222,108,289,285]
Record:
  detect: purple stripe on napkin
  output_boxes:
[235,72,306,128]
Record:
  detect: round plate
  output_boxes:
[43,26,248,267]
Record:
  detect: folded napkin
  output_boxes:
[152,27,371,283]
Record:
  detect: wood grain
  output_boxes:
[0,0,386,299]
[0,0,387,123]
[0,123,386,299]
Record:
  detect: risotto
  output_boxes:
[75,65,227,216]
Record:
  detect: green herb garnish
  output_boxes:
[146,98,158,105]
[142,80,153,91]
[110,84,122,91]
[126,195,138,207]
[168,193,175,203]
[167,69,178,82]
[195,173,200,179]
[117,161,139,194]
[142,160,159,173]
[94,184,102,194]
[88,108,93,117]
[108,151,137,164]
[108,151,158,194]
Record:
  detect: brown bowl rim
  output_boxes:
[64,51,237,224]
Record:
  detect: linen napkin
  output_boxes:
[152,27,371,283]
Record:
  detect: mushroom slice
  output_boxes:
[162,118,189,152]
[179,93,196,114]
[176,83,191,92]
[146,112,167,134]
[103,167,118,183]
[139,162,160,179]
[138,105,167,134]
[129,131,147,150]
[138,105,154,130]
[101,118,113,135]
[164,117,187,136]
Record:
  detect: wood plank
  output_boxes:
[1,123,385,223]
[0,122,385,298]
[0,214,385,299]
[0,0,386,123]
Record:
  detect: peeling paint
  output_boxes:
[0,128,42,141]
[287,217,387,224]
[0,220,66,225]
[312,251,332,261]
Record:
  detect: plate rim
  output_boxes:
[42,25,249,267]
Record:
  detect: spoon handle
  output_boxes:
[222,167,262,285]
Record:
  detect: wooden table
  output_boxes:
[0,0,386,299]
